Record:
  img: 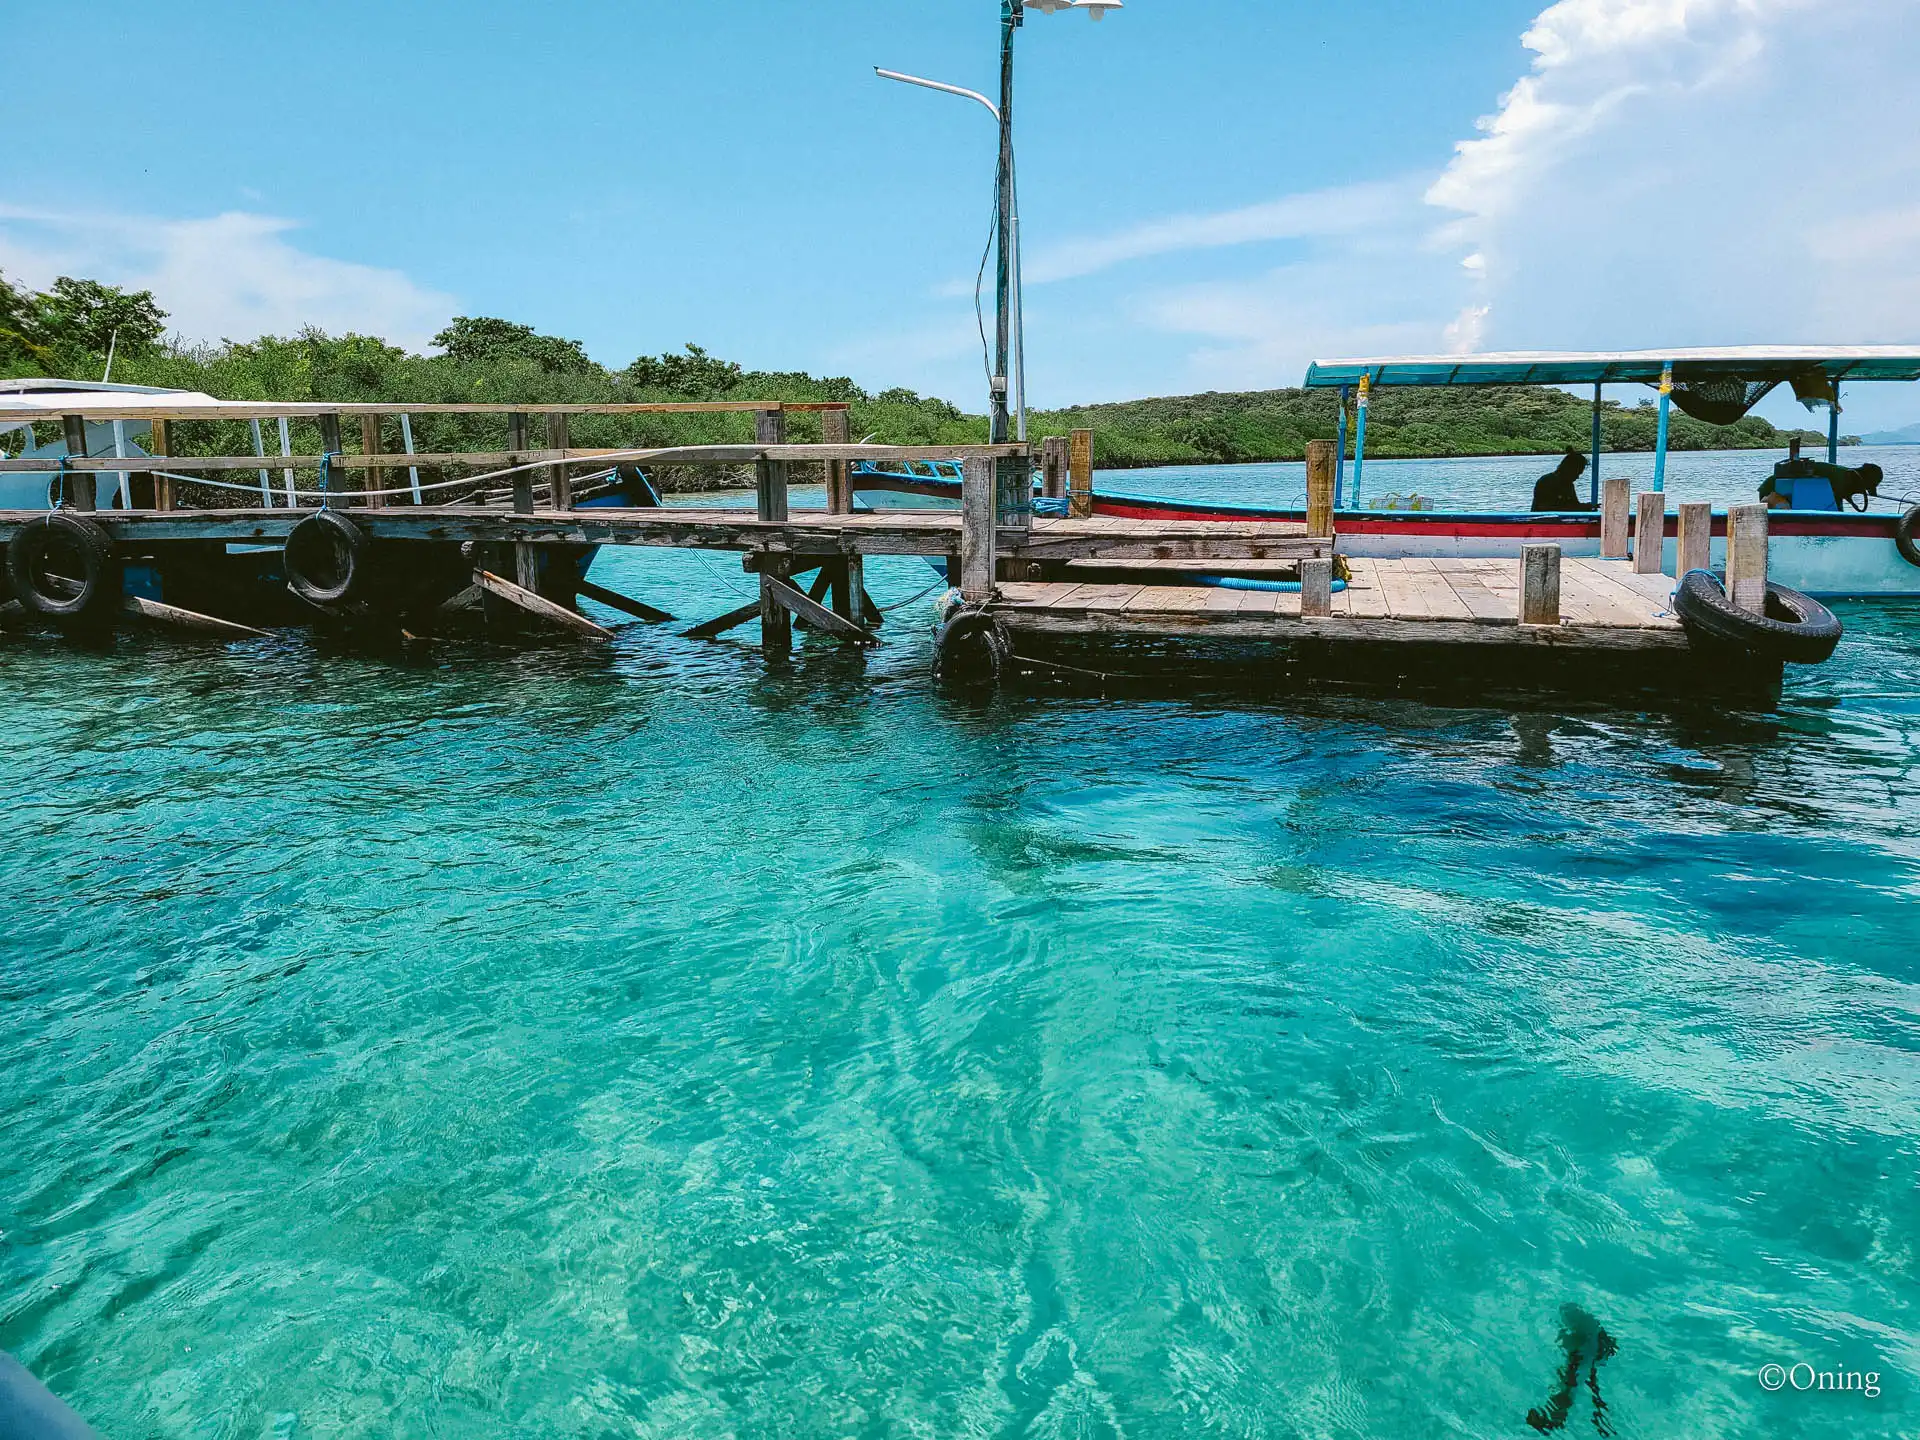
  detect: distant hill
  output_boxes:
[1862,422,1920,445]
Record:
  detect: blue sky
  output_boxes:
[8,1,1920,429]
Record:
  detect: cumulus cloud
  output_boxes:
[0,206,456,351]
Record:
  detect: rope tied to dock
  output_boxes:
[50,456,68,511]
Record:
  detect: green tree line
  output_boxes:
[2,271,1835,482]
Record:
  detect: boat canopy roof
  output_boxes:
[1303,347,1920,388]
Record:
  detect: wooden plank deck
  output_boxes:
[993,557,1688,651]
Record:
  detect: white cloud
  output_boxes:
[0,206,456,351]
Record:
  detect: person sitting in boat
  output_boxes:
[1531,451,1594,512]
[1759,457,1883,512]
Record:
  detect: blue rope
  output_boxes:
[50,456,68,511]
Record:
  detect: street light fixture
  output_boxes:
[877,0,1121,445]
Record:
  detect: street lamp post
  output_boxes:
[879,0,1121,445]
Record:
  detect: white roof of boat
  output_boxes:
[1304,347,1920,387]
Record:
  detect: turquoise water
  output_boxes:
[4,489,1920,1436]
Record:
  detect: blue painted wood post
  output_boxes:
[1335,385,1349,507]
[1652,363,1673,493]
[1589,382,1603,506]
[1352,374,1370,508]
[1827,383,1841,464]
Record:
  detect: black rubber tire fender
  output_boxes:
[1895,507,1920,568]
[284,509,369,607]
[933,609,1012,685]
[1673,569,1842,665]
[5,513,119,619]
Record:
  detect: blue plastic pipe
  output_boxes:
[1653,363,1673,493]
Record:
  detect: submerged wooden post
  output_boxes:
[960,455,997,602]
[1305,439,1335,538]
[1599,477,1630,558]
[1041,435,1069,501]
[1300,556,1333,617]
[1676,502,1712,577]
[756,408,791,651]
[1726,504,1769,613]
[546,412,572,509]
[60,415,96,510]
[822,407,851,515]
[318,413,343,507]
[360,414,386,509]
[1068,428,1093,519]
[149,419,175,511]
[1520,543,1561,625]
[1633,490,1664,573]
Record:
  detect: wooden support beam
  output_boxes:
[763,574,879,645]
[317,413,343,506]
[121,594,270,640]
[684,598,764,640]
[1599,478,1630,558]
[1726,504,1768,614]
[1520,543,1562,625]
[474,568,613,639]
[1676,502,1711,578]
[576,576,673,623]
[821,407,852,515]
[60,415,96,510]
[546,413,572,509]
[360,414,386,509]
[1299,556,1333,618]
[838,554,866,626]
[755,410,790,652]
[1305,439,1335,538]
[149,419,174,511]
[437,583,483,614]
[960,455,997,602]
[1069,428,1094,519]
[760,555,793,653]
[1633,491,1665,574]
[1041,435,1070,501]
[507,412,533,514]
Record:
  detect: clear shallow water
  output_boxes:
[3,488,1920,1438]
[1107,444,1920,514]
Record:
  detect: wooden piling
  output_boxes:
[1633,490,1664,574]
[756,409,791,651]
[1520,543,1561,625]
[318,413,343,505]
[546,412,572,510]
[1599,478,1629,558]
[961,455,997,602]
[1305,440,1335,538]
[821,407,852,515]
[1300,556,1333,617]
[1726,504,1768,613]
[61,415,96,510]
[1041,436,1069,501]
[507,412,533,514]
[1676,502,1712,578]
[1069,428,1093,519]
[150,419,174,511]
[359,414,386,509]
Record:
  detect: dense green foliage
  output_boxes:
[2,270,1835,482]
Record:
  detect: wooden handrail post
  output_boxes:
[755,408,792,652]
[1676,502,1712,577]
[1599,477,1630,558]
[1633,490,1664,573]
[360,414,386,509]
[1300,556,1333,617]
[546,412,571,509]
[1305,439,1335,538]
[1068,428,1093,519]
[960,455,997,602]
[318,413,343,508]
[1520,543,1561,625]
[60,415,96,510]
[1726,504,1768,613]
[507,412,533,514]
[821,407,852,515]
[149,419,174,511]
[1041,435,1069,501]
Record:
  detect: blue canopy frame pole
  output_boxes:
[1828,383,1841,464]
[1590,382,1603,506]
[1353,375,1370,508]
[1652,362,1673,493]
[1335,385,1349,507]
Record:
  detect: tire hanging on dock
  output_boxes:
[1672,570,1842,665]
[933,609,1013,687]
[1895,507,1920,568]
[5,513,120,622]
[283,509,369,607]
